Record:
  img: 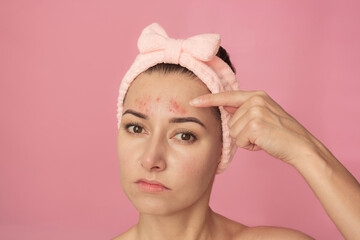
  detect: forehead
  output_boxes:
[124,71,211,104]
[121,71,221,135]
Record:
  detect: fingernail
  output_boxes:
[189,98,201,106]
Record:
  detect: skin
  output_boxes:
[116,71,228,240]
[190,91,360,239]
[114,71,360,239]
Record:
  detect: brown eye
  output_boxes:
[127,124,145,134]
[174,131,197,143]
[133,126,143,133]
[181,133,191,141]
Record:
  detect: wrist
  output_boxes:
[289,142,334,178]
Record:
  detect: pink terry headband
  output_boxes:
[116,23,239,173]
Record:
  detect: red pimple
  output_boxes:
[135,96,152,114]
[169,99,186,115]
[138,100,146,109]
[156,97,160,102]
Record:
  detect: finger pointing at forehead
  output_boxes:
[189,90,255,108]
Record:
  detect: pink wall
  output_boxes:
[1,0,359,239]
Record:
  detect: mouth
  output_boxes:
[135,179,170,193]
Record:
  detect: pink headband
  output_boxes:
[116,23,239,173]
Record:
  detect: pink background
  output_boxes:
[1,0,359,239]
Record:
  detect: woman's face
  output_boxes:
[117,71,222,215]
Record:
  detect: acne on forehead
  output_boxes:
[134,95,152,114]
[169,98,186,115]
[133,96,187,115]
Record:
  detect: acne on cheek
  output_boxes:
[168,98,186,115]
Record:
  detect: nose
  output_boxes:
[140,135,167,172]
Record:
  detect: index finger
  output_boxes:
[189,90,254,108]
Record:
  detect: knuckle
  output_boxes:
[250,95,266,106]
[256,90,268,97]
[248,119,263,132]
[248,106,264,118]
[229,128,237,138]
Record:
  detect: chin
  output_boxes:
[132,197,181,216]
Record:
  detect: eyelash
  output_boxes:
[123,122,198,144]
[124,122,146,135]
[173,129,197,144]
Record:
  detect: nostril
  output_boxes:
[140,156,166,171]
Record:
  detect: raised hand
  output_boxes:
[190,90,323,166]
[190,90,360,239]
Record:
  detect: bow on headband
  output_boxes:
[137,23,221,64]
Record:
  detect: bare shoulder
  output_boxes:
[212,212,313,240]
[211,212,247,238]
[235,225,314,240]
[110,226,136,240]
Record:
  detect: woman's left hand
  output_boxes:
[190,90,323,166]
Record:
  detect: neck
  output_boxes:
[135,184,216,240]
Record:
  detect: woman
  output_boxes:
[113,23,360,239]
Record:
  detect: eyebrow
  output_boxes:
[123,109,148,120]
[122,109,206,129]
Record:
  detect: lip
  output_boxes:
[135,179,170,193]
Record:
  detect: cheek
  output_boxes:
[169,150,217,204]
[173,149,217,184]
[117,134,138,181]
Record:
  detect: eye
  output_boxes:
[174,131,197,144]
[125,123,145,135]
